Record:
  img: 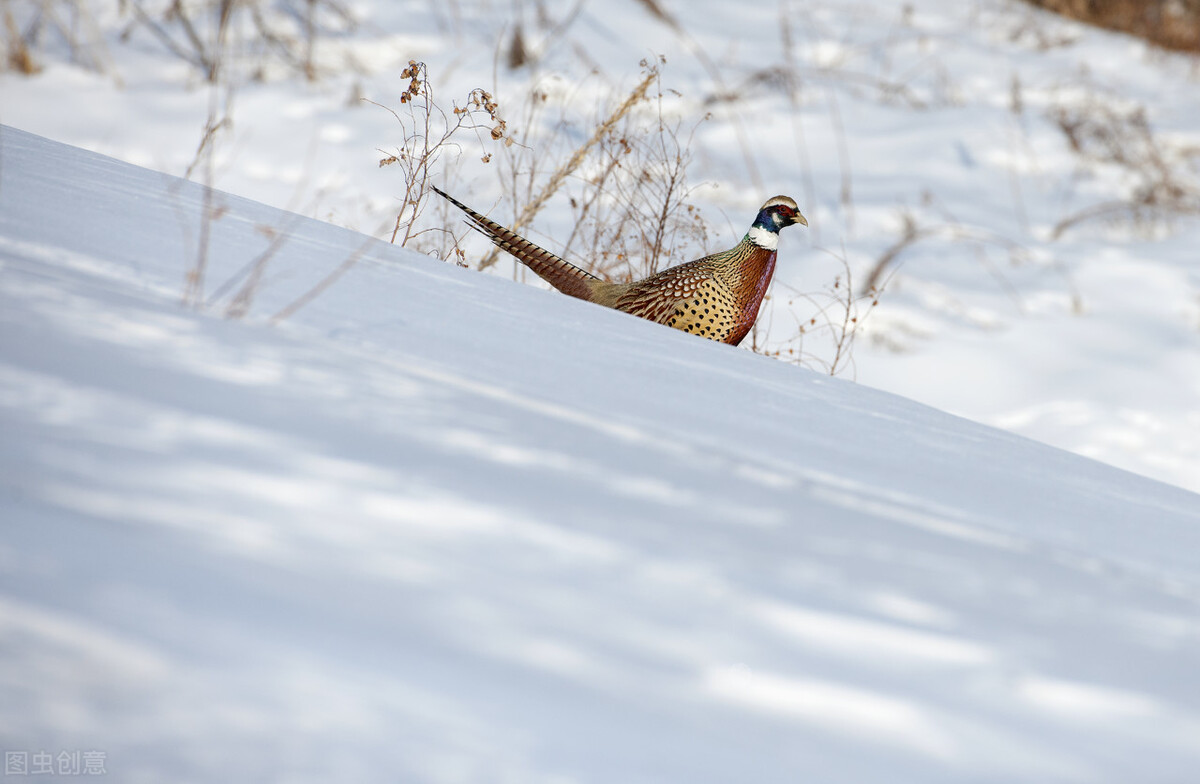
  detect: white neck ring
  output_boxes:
[748,225,779,250]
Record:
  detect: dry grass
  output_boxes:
[509,61,711,283]
[1022,0,1200,53]
[136,0,358,82]
[479,62,660,271]
[3,6,38,73]
[750,256,881,377]
[861,205,1033,301]
[2,0,358,80]
[1,0,114,74]
[1050,95,1200,239]
[374,60,511,258]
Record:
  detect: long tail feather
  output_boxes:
[432,186,599,302]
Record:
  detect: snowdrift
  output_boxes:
[2,126,1200,782]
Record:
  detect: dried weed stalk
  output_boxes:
[375,60,511,258]
[554,67,711,281]
[482,59,711,287]
[751,257,881,377]
[122,0,355,81]
[1050,96,1200,239]
[2,0,114,74]
[860,200,1070,313]
[479,59,661,271]
[3,5,37,73]
[179,4,237,309]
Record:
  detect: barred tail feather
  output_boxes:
[431,187,599,302]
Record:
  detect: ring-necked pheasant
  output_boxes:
[432,186,807,346]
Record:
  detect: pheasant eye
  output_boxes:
[777,206,793,216]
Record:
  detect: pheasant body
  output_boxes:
[432,186,806,346]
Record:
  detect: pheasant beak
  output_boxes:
[794,212,808,227]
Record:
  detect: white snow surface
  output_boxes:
[4,120,1200,782]
[3,0,1200,780]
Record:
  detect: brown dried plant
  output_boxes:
[124,0,356,82]
[1050,96,1200,239]
[555,65,712,282]
[3,6,38,73]
[480,58,713,289]
[750,257,881,377]
[374,60,511,257]
[1021,0,1200,53]
[479,60,661,271]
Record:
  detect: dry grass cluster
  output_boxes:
[489,59,711,283]
[376,60,513,253]
[373,58,712,281]
[1023,0,1200,52]
[1050,93,1200,238]
[2,0,357,81]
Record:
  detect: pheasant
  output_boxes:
[432,186,807,346]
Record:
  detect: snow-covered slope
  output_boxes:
[3,126,1200,783]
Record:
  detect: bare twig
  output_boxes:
[374,60,510,257]
[1049,94,1200,238]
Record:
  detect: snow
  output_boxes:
[3,120,1200,782]
[3,0,1200,780]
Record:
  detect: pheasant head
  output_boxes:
[747,195,807,250]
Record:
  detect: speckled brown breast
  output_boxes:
[611,241,778,346]
[664,279,743,342]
